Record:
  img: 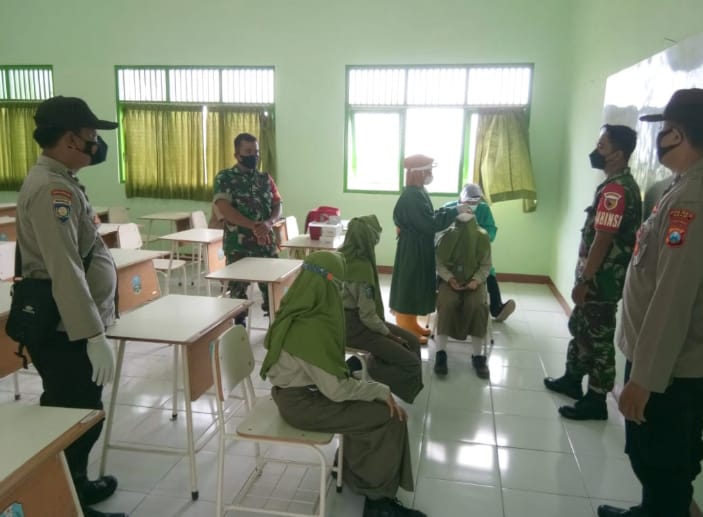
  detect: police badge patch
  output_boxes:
[666,208,695,247]
[51,188,73,223]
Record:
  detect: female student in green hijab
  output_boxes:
[261,251,426,517]
[339,215,423,404]
[434,210,492,379]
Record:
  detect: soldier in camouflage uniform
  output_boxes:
[545,125,641,420]
[214,133,282,322]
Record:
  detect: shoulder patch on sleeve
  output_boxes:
[52,189,72,223]
[594,183,626,232]
[666,208,695,247]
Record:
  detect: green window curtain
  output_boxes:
[472,110,537,213]
[206,108,277,182]
[0,102,41,190]
[259,111,277,180]
[205,108,260,183]
[122,104,207,200]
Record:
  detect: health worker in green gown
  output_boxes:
[389,154,467,343]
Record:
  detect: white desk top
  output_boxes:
[280,234,344,250]
[110,248,167,269]
[98,223,121,236]
[160,228,223,244]
[139,211,191,221]
[105,294,247,344]
[0,202,17,209]
[0,216,15,225]
[205,257,302,283]
[0,406,101,482]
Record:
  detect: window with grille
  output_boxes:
[0,66,54,190]
[116,66,275,200]
[345,65,532,194]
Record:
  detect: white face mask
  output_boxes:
[456,212,474,223]
[423,173,434,185]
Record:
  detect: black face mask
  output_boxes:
[78,135,108,165]
[589,148,606,170]
[656,128,681,161]
[239,154,258,170]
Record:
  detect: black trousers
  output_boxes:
[23,331,104,483]
[486,274,503,316]
[624,361,703,517]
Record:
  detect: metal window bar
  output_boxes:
[3,67,53,101]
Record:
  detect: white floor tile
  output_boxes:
[502,488,595,517]
[414,477,503,517]
[498,447,588,497]
[418,441,499,486]
[494,414,572,453]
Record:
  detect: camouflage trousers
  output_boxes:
[565,300,617,392]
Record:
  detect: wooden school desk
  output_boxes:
[205,257,302,323]
[98,223,121,248]
[159,229,225,295]
[0,216,16,242]
[110,248,167,313]
[138,211,191,247]
[0,406,103,517]
[0,202,17,218]
[100,295,249,501]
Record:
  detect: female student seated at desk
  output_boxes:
[260,251,426,517]
[339,215,423,404]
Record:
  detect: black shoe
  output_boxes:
[597,504,643,516]
[544,373,583,399]
[261,302,270,317]
[346,356,363,373]
[363,497,427,517]
[494,299,516,322]
[434,350,448,376]
[83,508,128,517]
[79,475,118,506]
[559,390,608,420]
[234,315,247,326]
[471,355,490,379]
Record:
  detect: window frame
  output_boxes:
[114,65,275,186]
[343,63,533,196]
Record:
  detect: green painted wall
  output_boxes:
[0,0,570,269]
[553,0,703,300]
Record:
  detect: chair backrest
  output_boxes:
[285,215,299,240]
[117,223,143,250]
[191,210,208,229]
[211,325,256,404]
[107,206,130,224]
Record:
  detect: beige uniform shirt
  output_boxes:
[618,158,703,392]
[16,156,117,341]
[266,350,390,402]
[342,281,389,335]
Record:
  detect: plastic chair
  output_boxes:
[210,325,343,517]
[116,223,188,296]
[345,347,370,381]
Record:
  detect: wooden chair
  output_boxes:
[210,325,343,517]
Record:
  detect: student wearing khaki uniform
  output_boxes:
[598,89,703,517]
[339,215,423,404]
[261,251,426,517]
[16,96,125,517]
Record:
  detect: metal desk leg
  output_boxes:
[171,345,179,420]
[100,338,126,476]
[180,345,199,500]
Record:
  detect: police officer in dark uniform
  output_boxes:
[598,89,703,517]
[16,96,126,517]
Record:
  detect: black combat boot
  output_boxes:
[543,372,583,399]
[559,389,608,420]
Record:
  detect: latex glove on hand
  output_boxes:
[456,203,474,214]
[86,333,115,386]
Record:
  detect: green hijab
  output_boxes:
[260,251,349,380]
[436,216,490,284]
[338,215,384,320]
